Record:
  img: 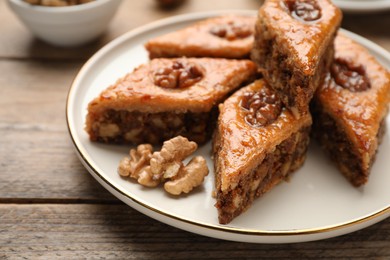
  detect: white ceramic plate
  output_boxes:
[66,10,390,244]
[332,0,390,13]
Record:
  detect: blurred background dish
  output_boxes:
[7,0,122,47]
[332,0,390,13]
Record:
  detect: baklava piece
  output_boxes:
[145,15,256,59]
[311,34,390,187]
[251,0,342,117]
[85,57,257,145]
[213,79,311,224]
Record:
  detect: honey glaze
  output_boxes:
[259,0,342,74]
[316,34,390,155]
[93,58,256,113]
[216,80,312,186]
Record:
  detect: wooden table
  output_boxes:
[1,0,390,258]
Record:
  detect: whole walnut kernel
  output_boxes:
[153,60,203,89]
[284,0,322,22]
[240,87,282,127]
[209,21,253,41]
[331,58,371,92]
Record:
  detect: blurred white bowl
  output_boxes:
[7,0,122,47]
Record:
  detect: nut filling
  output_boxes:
[284,0,322,22]
[209,21,253,41]
[331,58,371,92]
[91,109,215,145]
[240,87,283,127]
[153,60,204,89]
[216,126,311,224]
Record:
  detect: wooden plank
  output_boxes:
[0,59,115,201]
[0,128,116,202]
[0,204,389,259]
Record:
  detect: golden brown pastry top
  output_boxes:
[214,80,312,192]
[316,33,390,163]
[258,0,342,75]
[87,58,256,114]
[144,15,256,59]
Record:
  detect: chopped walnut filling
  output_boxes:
[331,58,371,92]
[153,60,204,89]
[92,109,213,145]
[240,87,282,127]
[209,21,253,41]
[216,126,311,224]
[118,136,209,195]
[284,0,322,22]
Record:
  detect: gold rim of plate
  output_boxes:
[65,10,390,238]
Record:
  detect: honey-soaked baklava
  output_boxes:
[85,57,257,145]
[251,0,342,117]
[213,79,311,224]
[311,34,390,186]
[145,15,256,59]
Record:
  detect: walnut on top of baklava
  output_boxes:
[311,33,390,187]
[251,0,342,118]
[213,79,311,224]
[145,15,256,59]
[85,57,257,145]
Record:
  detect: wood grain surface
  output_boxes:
[1,0,390,258]
[1,204,390,259]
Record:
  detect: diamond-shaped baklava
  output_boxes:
[145,15,256,59]
[213,79,311,224]
[85,57,256,145]
[251,0,342,117]
[311,34,390,186]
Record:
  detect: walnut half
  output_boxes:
[150,136,197,180]
[164,156,209,195]
[118,144,159,187]
[240,87,282,127]
[209,21,253,41]
[331,58,371,92]
[153,60,204,89]
[284,0,322,22]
